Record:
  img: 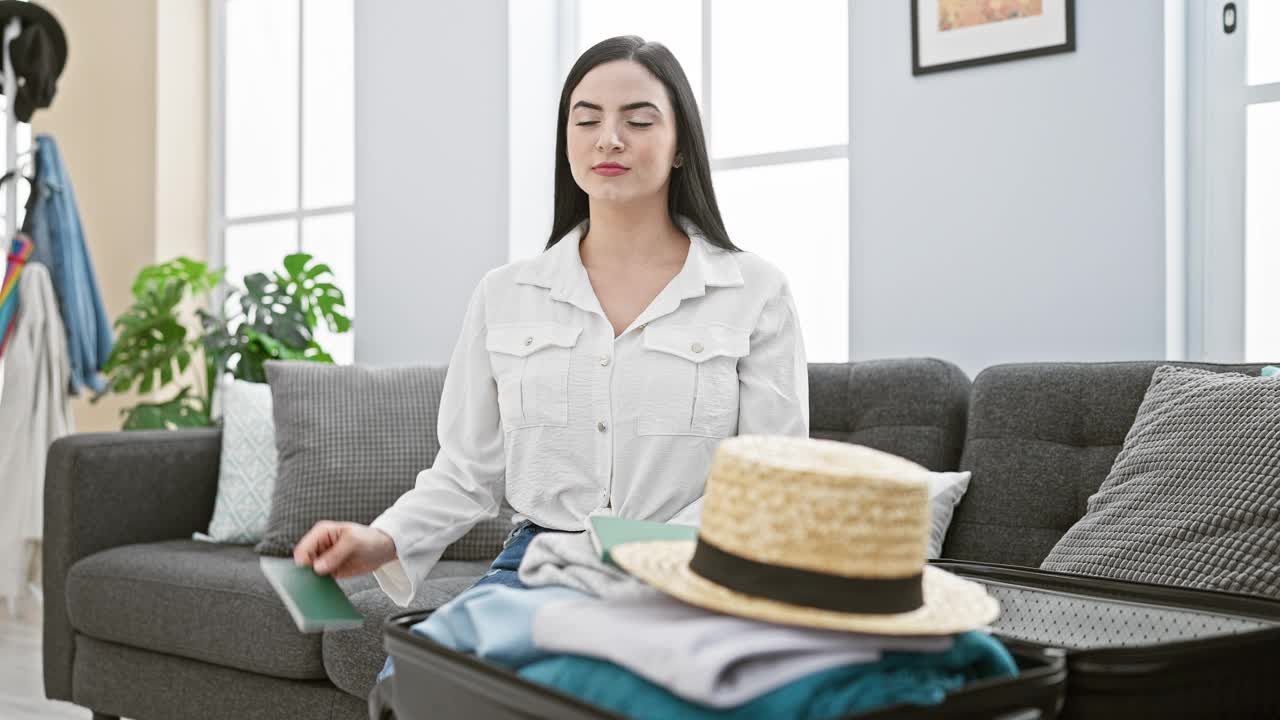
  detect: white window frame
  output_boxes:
[540,0,850,362]
[556,1,849,189]
[207,0,355,309]
[1184,0,1280,361]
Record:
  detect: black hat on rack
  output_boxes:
[0,1,66,122]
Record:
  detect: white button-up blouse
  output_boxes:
[370,217,809,606]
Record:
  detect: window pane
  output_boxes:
[225,0,299,218]
[302,213,355,364]
[302,0,354,209]
[1249,0,1280,86]
[223,220,298,296]
[1245,102,1280,361]
[578,1,703,107]
[710,0,847,158]
[714,158,848,362]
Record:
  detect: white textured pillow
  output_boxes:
[195,379,277,544]
[926,471,971,559]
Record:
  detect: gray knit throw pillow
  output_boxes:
[1041,365,1280,598]
[255,361,512,561]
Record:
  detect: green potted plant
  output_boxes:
[97,253,351,430]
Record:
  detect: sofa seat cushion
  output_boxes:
[65,539,380,680]
[323,568,486,699]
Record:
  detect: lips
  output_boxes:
[593,164,629,177]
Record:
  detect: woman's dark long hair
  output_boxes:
[545,35,739,252]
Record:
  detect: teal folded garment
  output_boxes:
[1263,366,1280,378]
[518,631,1017,720]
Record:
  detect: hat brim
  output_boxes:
[612,540,1000,636]
[0,1,67,77]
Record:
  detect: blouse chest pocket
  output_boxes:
[637,324,750,438]
[486,322,582,432]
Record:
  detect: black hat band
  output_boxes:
[687,536,925,615]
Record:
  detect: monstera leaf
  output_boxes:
[233,326,329,383]
[131,257,224,300]
[120,387,210,430]
[239,271,313,351]
[102,253,350,431]
[101,258,220,398]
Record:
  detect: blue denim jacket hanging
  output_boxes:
[26,134,112,395]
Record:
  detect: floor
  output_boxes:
[0,589,91,720]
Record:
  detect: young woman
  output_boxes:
[294,34,807,616]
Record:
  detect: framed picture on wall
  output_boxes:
[911,0,1075,75]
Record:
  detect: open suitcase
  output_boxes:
[930,560,1280,719]
[372,608,1066,720]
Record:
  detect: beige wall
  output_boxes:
[33,0,207,433]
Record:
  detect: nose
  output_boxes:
[594,120,624,153]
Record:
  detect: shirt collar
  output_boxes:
[515,215,744,316]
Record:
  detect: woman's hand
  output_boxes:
[293,521,398,578]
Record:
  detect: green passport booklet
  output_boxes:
[259,557,365,633]
[588,515,698,567]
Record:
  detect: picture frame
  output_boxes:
[911,0,1076,76]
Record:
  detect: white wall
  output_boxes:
[849,1,1167,378]
[355,1,1168,375]
[354,0,510,365]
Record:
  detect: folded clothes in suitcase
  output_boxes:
[374,608,1066,720]
[931,560,1280,719]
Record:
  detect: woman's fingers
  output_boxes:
[313,531,355,575]
[294,521,338,566]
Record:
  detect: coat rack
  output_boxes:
[0,16,18,404]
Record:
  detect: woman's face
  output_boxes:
[566,60,680,205]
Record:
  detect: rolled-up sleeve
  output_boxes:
[369,277,506,607]
[737,280,809,437]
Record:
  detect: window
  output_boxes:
[210,0,355,363]
[512,0,849,362]
[1189,0,1280,362]
[1243,1,1280,360]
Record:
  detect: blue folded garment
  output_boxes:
[410,584,585,669]
[518,631,1017,720]
[1263,366,1280,378]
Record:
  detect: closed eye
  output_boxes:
[575,121,653,128]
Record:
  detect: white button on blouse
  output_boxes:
[370,217,809,606]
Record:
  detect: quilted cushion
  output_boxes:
[1041,366,1280,597]
[255,361,512,560]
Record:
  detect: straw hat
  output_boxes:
[612,436,999,635]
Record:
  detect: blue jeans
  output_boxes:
[376,521,556,682]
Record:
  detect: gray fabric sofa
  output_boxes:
[42,358,1267,720]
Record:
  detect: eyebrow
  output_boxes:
[572,100,661,113]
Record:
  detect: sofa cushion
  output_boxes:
[946,362,1273,566]
[1041,366,1280,597]
[808,359,969,471]
[66,540,350,679]
[66,539,489,686]
[256,361,513,561]
[323,572,484,699]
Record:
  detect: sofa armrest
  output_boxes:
[43,428,222,702]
